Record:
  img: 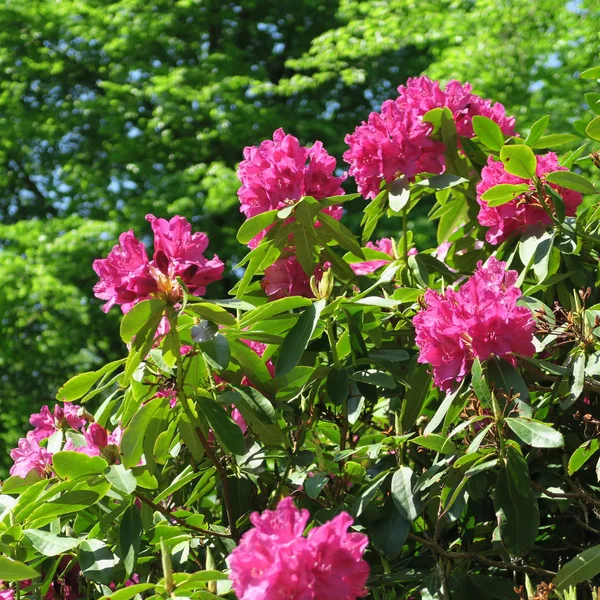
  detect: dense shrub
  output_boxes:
[2,70,600,599]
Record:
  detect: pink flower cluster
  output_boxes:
[397,76,516,139]
[344,75,516,200]
[228,497,369,600]
[413,258,536,391]
[93,215,223,313]
[9,403,123,479]
[476,152,583,244]
[344,99,445,200]
[237,128,345,247]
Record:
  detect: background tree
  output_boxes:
[0,0,597,475]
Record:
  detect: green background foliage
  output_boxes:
[0,0,598,475]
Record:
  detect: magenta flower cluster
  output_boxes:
[228,497,369,600]
[93,214,224,313]
[237,128,345,247]
[413,257,536,391]
[343,75,516,200]
[476,152,582,244]
[9,403,123,479]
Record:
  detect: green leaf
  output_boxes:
[99,583,155,600]
[500,145,537,179]
[554,545,600,591]
[494,446,539,556]
[411,434,457,454]
[0,556,39,581]
[236,209,278,244]
[487,358,530,416]
[120,299,167,344]
[186,302,236,325]
[240,296,312,327]
[191,320,219,343]
[471,358,491,405]
[317,213,365,258]
[531,133,579,148]
[229,387,283,446]
[23,530,79,556]
[581,66,600,79]
[199,333,230,371]
[564,351,586,409]
[586,115,600,141]
[505,417,564,448]
[121,396,166,469]
[524,115,550,147]
[399,363,431,433]
[391,466,420,522]
[52,452,108,479]
[230,340,273,396]
[56,359,125,402]
[326,368,349,405]
[195,395,246,455]
[472,115,505,151]
[371,502,410,559]
[275,299,325,377]
[388,176,411,212]
[79,539,117,585]
[350,369,396,389]
[305,473,329,499]
[568,439,600,475]
[480,183,530,207]
[105,464,137,495]
[120,504,142,578]
[545,170,597,194]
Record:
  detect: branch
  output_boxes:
[135,492,232,538]
[408,533,557,578]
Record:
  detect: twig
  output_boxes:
[194,424,239,541]
[135,493,232,538]
[408,533,557,578]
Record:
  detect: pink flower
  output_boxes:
[413,257,536,391]
[306,513,370,600]
[0,588,14,600]
[237,129,346,247]
[397,76,516,138]
[9,433,53,478]
[146,215,225,296]
[228,497,369,600]
[29,403,86,441]
[93,230,156,313]
[262,255,316,300]
[344,99,445,200]
[476,153,583,244]
[350,238,396,275]
[93,216,223,313]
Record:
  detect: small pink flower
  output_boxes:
[262,255,316,300]
[476,153,582,244]
[228,497,369,600]
[0,588,14,600]
[93,216,223,313]
[413,257,536,391]
[146,215,225,296]
[397,76,516,138]
[237,129,345,247]
[9,433,53,478]
[93,230,156,313]
[350,238,396,275]
[29,403,86,441]
[344,99,445,200]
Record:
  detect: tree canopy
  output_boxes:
[0,0,598,475]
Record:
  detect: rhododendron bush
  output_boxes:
[2,70,600,600]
